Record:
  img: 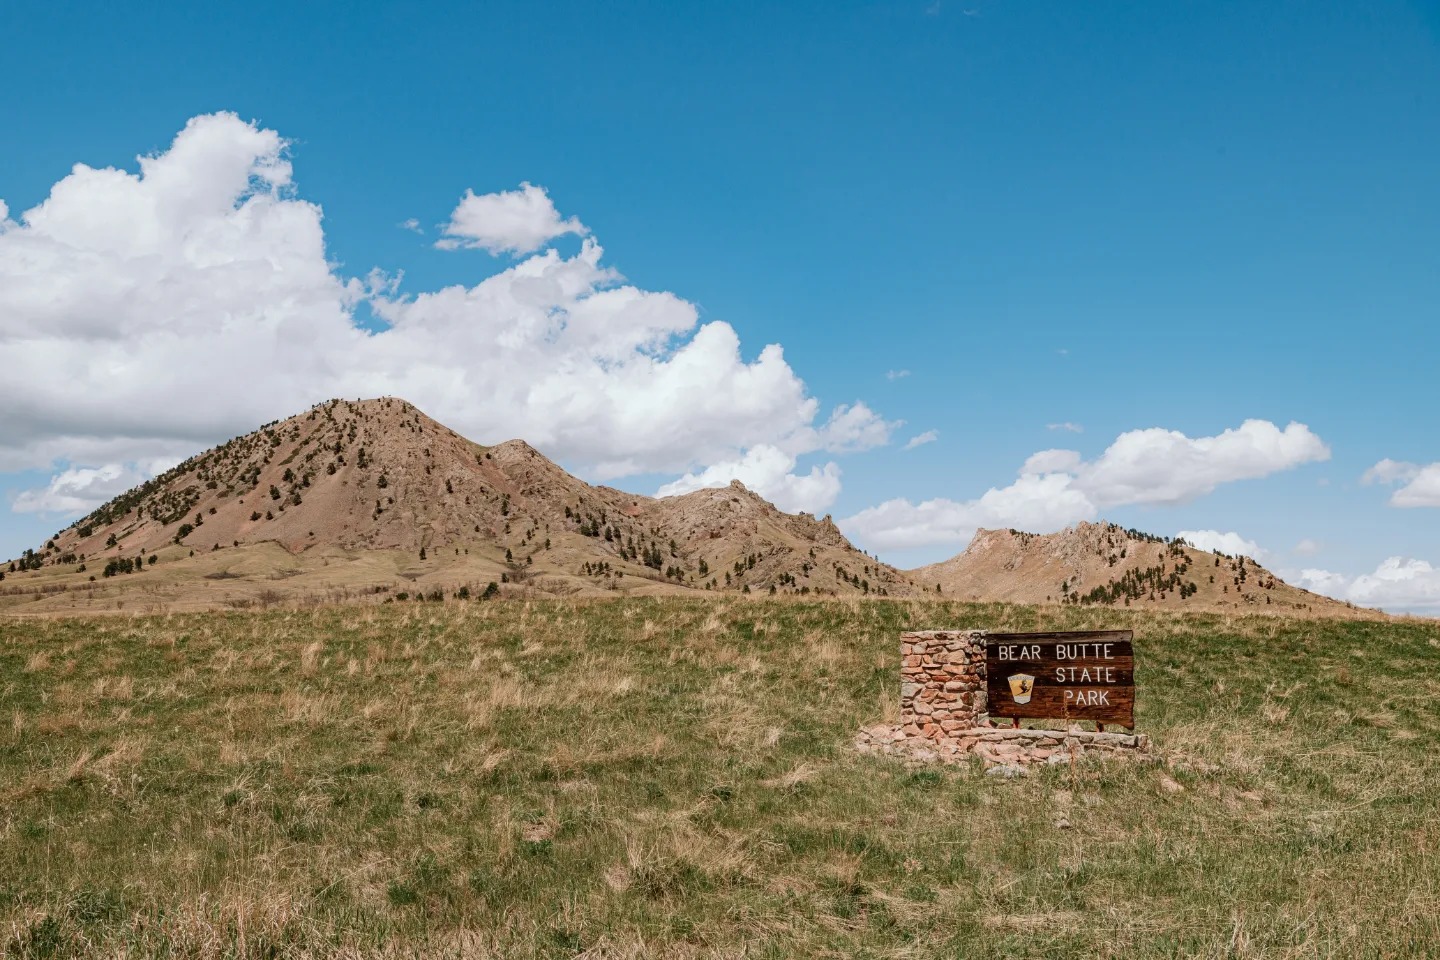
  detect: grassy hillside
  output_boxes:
[2,599,1437,958]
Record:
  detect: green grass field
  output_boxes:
[2,599,1437,958]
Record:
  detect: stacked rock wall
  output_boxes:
[899,630,989,740]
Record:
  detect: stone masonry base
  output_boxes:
[856,723,1153,773]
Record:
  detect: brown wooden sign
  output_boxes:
[985,630,1134,727]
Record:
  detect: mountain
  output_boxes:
[909,521,1376,618]
[4,398,916,612]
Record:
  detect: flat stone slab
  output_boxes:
[854,723,1154,768]
[954,727,1150,749]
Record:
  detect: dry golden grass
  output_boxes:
[0,597,1437,958]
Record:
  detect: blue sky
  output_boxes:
[2,1,1438,611]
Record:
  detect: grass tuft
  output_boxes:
[0,598,1437,956]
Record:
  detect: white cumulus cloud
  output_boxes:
[1021,449,1083,475]
[655,445,842,514]
[0,112,890,520]
[1392,473,1440,506]
[12,464,147,516]
[1363,459,1440,507]
[805,402,896,455]
[1362,459,1417,485]
[436,181,587,255]
[649,399,896,511]
[903,430,938,451]
[1292,558,1440,616]
[1046,422,1083,433]
[842,419,1329,551]
[843,473,1095,550]
[1176,529,1267,560]
[1076,420,1329,508]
